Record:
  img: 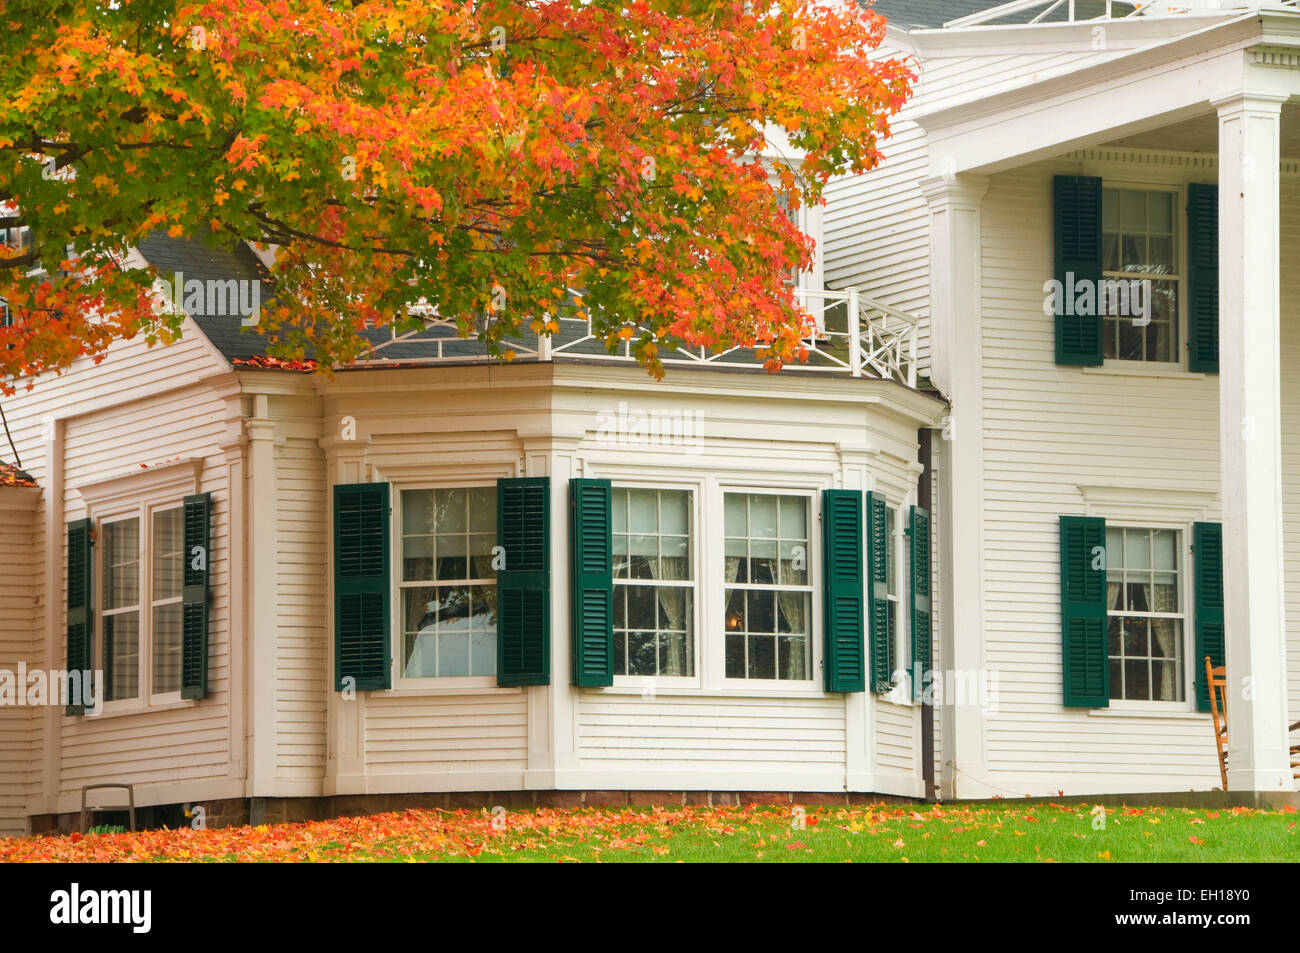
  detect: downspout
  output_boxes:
[917,427,936,802]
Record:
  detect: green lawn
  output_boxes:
[408,802,1299,863]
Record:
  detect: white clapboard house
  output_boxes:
[1,0,1298,835]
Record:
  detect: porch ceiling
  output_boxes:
[1106,106,1300,157]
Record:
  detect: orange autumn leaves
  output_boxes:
[0,1,913,391]
[2,802,1292,863]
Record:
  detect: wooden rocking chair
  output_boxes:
[1204,656,1229,791]
[1206,655,1300,787]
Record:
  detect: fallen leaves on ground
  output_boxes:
[0,802,1289,863]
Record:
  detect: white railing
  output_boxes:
[945,0,1143,28]
[354,287,920,388]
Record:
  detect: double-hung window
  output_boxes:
[612,487,694,677]
[1101,188,1179,363]
[1105,526,1184,702]
[398,486,498,679]
[723,492,812,681]
[99,504,185,703]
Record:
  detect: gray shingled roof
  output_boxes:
[867,0,1120,30]
[136,231,275,363]
[135,233,860,372]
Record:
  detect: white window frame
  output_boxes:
[610,482,700,691]
[391,480,501,690]
[1102,520,1195,712]
[147,505,185,704]
[1099,182,1185,371]
[718,485,819,691]
[95,498,187,714]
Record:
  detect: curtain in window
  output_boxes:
[776,592,807,680]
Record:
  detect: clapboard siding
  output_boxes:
[971,159,1283,793]
[275,435,329,780]
[58,383,233,796]
[364,693,528,772]
[577,696,845,769]
[0,491,39,835]
[0,325,233,822]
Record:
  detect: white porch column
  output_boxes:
[920,173,990,799]
[1214,91,1294,792]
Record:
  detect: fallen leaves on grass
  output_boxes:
[0,801,1284,863]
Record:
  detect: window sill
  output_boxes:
[1081,363,1206,381]
[586,685,830,700]
[380,684,524,697]
[1088,706,1206,719]
[79,697,199,719]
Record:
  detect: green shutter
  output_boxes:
[1060,515,1108,707]
[1187,184,1219,374]
[1053,175,1104,366]
[181,493,211,699]
[497,477,550,686]
[333,482,390,692]
[1192,521,1224,713]
[570,478,613,687]
[822,489,865,693]
[865,492,893,693]
[908,506,932,698]
[65,518,93,715]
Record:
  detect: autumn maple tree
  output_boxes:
[0,0,912,391]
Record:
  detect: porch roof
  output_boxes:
[912,6,1300,176]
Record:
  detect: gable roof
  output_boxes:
[135,231,273,363]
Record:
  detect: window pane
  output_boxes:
[779,540,807,586]
[748,635,775,680]
[660,492,689,535]
[778,634,807,681]
[402,584,496,678]
[403,535,434,582]
[435,488,467,533]
[750,537,777,585]
[779,496,807,540]
[750,496,778,538]
[725,633,745,679]
[468,487,495,532]
[1152,530,1176,570]
[402,490,433,535]
[1124,529,1150,570]
[628,488,658,533]
[612,489,628,534]
[435,533,468,581]
[1124,659,1150,701]
[1120,190,1146,232]
[661,536,689,581]
[105,611,139,701]
[104,518,140,610]
[723,494,747,537]
[746,590,775,633]
[152,602,182,694]
[152,508,183,602]
[1148,191,1172,234]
